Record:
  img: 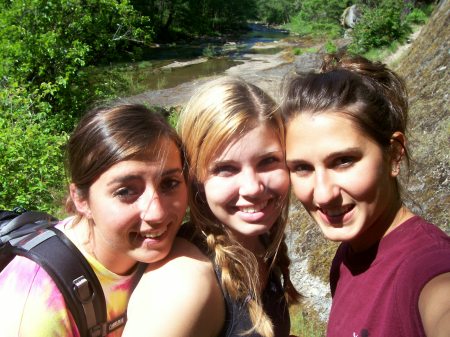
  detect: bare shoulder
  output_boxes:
[124,238,225,337]
[145,237,212,276]
[419,272,450,337]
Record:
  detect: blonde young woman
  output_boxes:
[124,77,300,337]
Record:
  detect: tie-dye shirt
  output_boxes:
[0,218,138,337]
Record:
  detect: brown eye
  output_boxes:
[335,156,354,168]
[112,187,139,202]
[288,162,313,176]
[160,178,182,192]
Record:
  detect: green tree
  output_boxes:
[349,0,412,54]
[256,0,299,24]
[0,0,154,127]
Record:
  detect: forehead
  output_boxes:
[286,112,372,157]
[138,137,179,160]
[110,139,181,173]
[211,124,281,161]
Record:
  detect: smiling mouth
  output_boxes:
[238,200,269,213]
[320,205,354,217]
[142,228,167,239]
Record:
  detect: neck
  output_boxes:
[350,202,414,253]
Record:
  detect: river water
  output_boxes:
[124,23,290,92]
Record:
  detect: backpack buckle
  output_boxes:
[73,276,99,333]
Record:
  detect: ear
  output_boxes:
[389,131,406,177]
[69,183,91,218]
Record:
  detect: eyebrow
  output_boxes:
[286,147,362,163]
[107,168,183,186]
[161,168,184,176]
[212,150,284,164]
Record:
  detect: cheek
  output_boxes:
[267,169,290,195]
[290,174,310,203]
[343,164,384,201]
[203,178,233,206]
[175,189,189,218]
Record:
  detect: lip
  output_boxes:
[130,226,170,246]
[234,199,274,222]
[318,204,355,224]
[237,200,269,214]
[142,227,167,239]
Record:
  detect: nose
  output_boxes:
[239,168,264,197]
[313,170,339,206]
[140,191,167,224]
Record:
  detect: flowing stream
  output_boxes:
[125,23,290,91]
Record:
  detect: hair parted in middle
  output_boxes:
[178,76,300,337]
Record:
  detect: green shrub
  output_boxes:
[349,0,411,54]
[286,0,351,38]
[0,86,68,213]
[0,0,154,130]
[405,7,429,25]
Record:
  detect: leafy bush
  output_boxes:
[405,7,429,25]
[349,0,412,54]
[287,0,351,38]
[0,85,67,213]
[0,0,154,130]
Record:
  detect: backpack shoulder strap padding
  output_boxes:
[7,226,107,337]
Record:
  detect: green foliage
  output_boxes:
[324,40,338,54]
[405,7,429,25]
[291,46,319,56]
[287,0,351,38]
[0,0,156,211]
[255,0,298,24]
[349,0,412,54]
[0,85,68,213]
[0,0,154,129]
[132,0,258,39]
[202,44,217,58]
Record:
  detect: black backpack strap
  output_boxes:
[8,226,108,337]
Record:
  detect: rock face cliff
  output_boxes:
[395,0,449,233]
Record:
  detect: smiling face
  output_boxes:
[286,112,401,251]
[72,139,187,274]
[202,124,289,249]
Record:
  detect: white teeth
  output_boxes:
[240,200,268,213]
[143,228,166,239]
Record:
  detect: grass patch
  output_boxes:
[290,303,326,337]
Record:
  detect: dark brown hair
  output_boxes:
[281,53,410,166]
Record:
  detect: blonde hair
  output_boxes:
[178,76,300,337]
